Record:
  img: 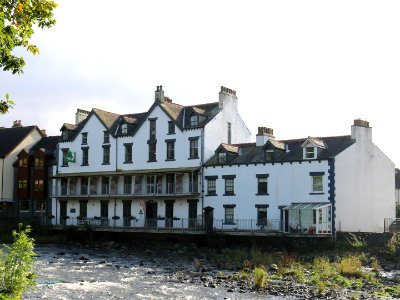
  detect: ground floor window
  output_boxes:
[223,204,236,224]
[36,200,46,212]
[256,206,268,226]
[20,200,29,211]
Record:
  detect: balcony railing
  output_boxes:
[53,182,201,197]
[50,217,332,236]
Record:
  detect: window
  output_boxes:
[124,143,132,163]
[101,201,109,218]
[189,137,199,159]
[223,175,235,196]
[206,176,217,196]
[121,123,128,135]
[81,177,88,194]
[190,115,198,127]
[146,175,157,194]
[168,121,175,134]
[82,147,89,166]
[36,200,45,212]
[103,146,110,164]
[62,148,69,166]
[166,140,175,160]
[257,174,268,195]
[20,200,29,211]
[310,172,324,193]
[82,132,88,144]
[223,205,235,224]
[148,143,156,162]
[35,158,44,168]
[227,122,232,144]
[18,180,27,189]
[102,177,109,195]
[265,149,275,161]
[19,158,28,167]
[218,152,226,164]
[34,180,44,191]
[256,205,268,226]
[149,119,156,140]
[62,130,69,141]
[124,176,132,194]
[104,131,110,144]
[305,146,315,159]
[79,200,88,218]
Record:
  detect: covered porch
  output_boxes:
[283,202,332,235]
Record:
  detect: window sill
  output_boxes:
[188,157,199,160]
[256,193,269,196]
[81,164,89,166]
[147,160,157,163]
[309,192,324,195]
[61,165,69,167]
[205,194,218,197]
[223,222,236,225]
[167,132,176,135]
[123,161,133,164]
[165,159,176,161]
[223,193,236,196]
[102,163,110,165]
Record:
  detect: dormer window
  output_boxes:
[218,152,227,164]
[62,130,68,141]
[305,146,315,159]
[266,149,275,161]
[190,115,198,127]
[121,123,128,135]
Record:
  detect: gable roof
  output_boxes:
[30,135,61,155]
[217,143,239,154]
[0,126,42,158]
[205,135,355,166]
[301,136,326,148]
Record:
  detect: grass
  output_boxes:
[338,256,364,278]
[253,267,267,289]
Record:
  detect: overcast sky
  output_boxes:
[1,1,400,167]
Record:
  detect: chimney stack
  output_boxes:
[155,85,165,103]
[256,127,274,146]
[351,118,372,142]
[75,109,90,125]
[41,129,47,137]
[12,120,22,128]
[218,86,238,111]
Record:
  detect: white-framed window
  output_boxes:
[305,146,315,159]
[166,141,175,160]
[189,138,199,159]
[124,143,132,163]
[310,172,324,193]
[103,146,110,164]
[206,177,217,196]
[121,123,128,135]
[190,115,198,127]
[224,205,235,224]
[223,175,235,196]
[81,132,88,144]
[256,174,268,195]
[104,131,110,143]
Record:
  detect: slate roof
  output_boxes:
[205,135,355,166]
[0,126,41,158]
[30,135,61,155]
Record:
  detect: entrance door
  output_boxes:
[123,201,132,227]
[204,206,214,232]
[60,201,67,226]
[188,200,198,228]
[146,201,158,228]
[165,201,174,228]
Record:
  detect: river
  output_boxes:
[25,245,291,300]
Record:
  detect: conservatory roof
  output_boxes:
[283,202,331,210]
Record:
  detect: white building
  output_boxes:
[52,86,251,228]
[203,120,395,234]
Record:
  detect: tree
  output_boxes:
[0,225,36,299]
[0,0,57,114]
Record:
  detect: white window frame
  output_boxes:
[312,175,323,192]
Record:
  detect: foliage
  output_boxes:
[0,225,36,299]
[346,233,365,249]
[253,266,267,289]
[338,256,364,278]
[0,0,57,114]
[386,233,400,255]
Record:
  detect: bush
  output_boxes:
[253,266,267,289]
[338,256,363,278]
[0,225,37,299]
[387,233,400,255]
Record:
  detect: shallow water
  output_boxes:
[25,245,290,300]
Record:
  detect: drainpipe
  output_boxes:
[200,127,205,227]
[1,159,4,204]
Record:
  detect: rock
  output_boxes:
[79,256,89,261]
[56,252,65,256]
[227,288,234,292]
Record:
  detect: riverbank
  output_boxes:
[26,229,400,299]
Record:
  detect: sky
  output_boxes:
[1,1,400,167]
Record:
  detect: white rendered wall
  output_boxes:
[335,129,395,232]
[203,160,330,221]
[57,114,117,174]
[1,129,42,202]
[204,102,251,161]
[117,105,202,170]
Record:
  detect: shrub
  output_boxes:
[346,233,365,249]
[338,256,363,278]
[386,233,400,255]
[253,266,267,289]
[0,225,37,299]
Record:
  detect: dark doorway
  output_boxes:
[188,200,198,228]
[165,200,174,228]
[60,201,67,226]
[204,206,214,232]
[123,200,132,227]
[146,200,158,228]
